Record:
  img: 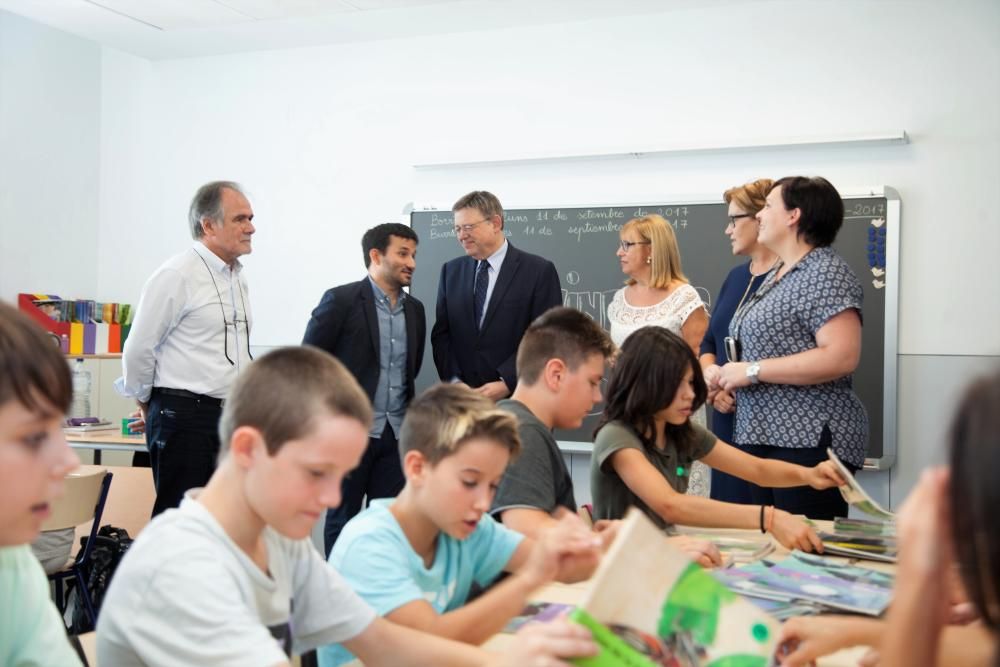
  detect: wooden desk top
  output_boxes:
[64,431,145,445]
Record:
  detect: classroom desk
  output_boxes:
[65,431,145,465]
[482,524,890,667]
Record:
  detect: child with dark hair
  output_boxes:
[592,326,844,552]
[0,302,82,665]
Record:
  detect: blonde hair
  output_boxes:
[399,384,521,465]
[621,214,686,289]
[723,178,773,217]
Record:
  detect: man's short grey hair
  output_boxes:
[189,181,246,240]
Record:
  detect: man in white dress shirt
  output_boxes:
[118,181,255,516]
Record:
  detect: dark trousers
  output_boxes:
[146,390,223,517]
[710,465,755,505]
[323,423,405,557]
[740,430,858,520]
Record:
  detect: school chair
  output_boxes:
[42,465,113,629]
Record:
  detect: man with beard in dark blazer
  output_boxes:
[303,223,425,554]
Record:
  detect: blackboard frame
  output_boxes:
[408,187,899,471]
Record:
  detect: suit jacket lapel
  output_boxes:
[463,257,479,331]
[359,279,380,367]
[481,244,520,333]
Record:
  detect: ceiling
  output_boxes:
[0,0,723,60]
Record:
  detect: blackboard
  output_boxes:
[410,190,899,469]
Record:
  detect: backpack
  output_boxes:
[64,525,133,633]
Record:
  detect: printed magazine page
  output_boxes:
[827,449,895,520]
[570,509,780,667]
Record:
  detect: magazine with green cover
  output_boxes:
[570,509,779,667]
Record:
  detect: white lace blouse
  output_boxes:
[607,283,707,348]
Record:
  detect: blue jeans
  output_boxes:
[323,423,405,557]
[146,390,222,517]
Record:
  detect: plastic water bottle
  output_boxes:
[69,359,92,419]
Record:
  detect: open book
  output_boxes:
[827,448,894,519]
[569,509,780,666]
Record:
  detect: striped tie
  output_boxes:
[473,260,488,329]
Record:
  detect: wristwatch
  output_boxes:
[746,361,761,385]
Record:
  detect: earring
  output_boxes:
[646,257,652,264]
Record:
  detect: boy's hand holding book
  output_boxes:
[521,513,602,588]
[492,618,598,667]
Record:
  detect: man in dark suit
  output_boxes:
[303,223,425,554]
[431,191,562,400]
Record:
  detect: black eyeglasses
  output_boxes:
[619,240,651,252]
[726,213,756,228]
[194,250,254,366]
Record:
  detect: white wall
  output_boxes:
[0,10,101,302]
[96,0,1000,355]
[3,0,998,506]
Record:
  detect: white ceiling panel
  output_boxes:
[340,0,461,10]
[215,0,356,21]
[0,0,742,59]
[85,0,251,30]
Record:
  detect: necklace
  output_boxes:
[733,257,779,315]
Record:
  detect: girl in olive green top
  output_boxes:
[592,326,843,553]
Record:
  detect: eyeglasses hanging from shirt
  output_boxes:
[194,249,253,366]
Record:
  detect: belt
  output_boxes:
[153,387,225,407]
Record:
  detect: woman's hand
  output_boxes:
[717,362,751,391]
[711,389,736,414]
[769,509,823,553]
[703,363,723,389]
[804,460,845,490]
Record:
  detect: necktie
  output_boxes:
[473,259,489,329]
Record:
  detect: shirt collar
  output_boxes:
[193,241,242,275]
[786,246,826,276]
[481,239,508,272]
[367,276,407,304]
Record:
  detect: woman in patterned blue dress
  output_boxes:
[700,178,778,504]
[717,176,868,519]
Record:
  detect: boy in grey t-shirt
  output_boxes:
[490,308,613,539]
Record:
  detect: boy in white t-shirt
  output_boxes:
[321,383,603,666]
[0,303,83,666]
[97,346,596,666]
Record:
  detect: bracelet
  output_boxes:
[759,504,766,533]
[766,506,776,533]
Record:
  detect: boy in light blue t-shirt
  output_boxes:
[320,384,603,667]
[0,303,83,667]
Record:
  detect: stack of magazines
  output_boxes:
[713,550,894,618]
[824,449,897,562]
